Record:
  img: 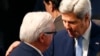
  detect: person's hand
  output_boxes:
[5,41,21,56]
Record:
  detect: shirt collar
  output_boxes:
[82,21,92,41]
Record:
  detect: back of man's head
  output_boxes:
[19,11,53,43]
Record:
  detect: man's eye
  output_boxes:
[63,20,67,23]
[69,21,76,24]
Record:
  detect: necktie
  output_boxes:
[75,37,83,56]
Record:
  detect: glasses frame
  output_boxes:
[44,31,56,34]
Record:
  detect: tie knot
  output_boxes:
[77,36,83,46]
[78,36,83,41]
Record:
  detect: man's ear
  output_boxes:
[38,33,46,43]
[85,13,89,21]
[49,1,54,12]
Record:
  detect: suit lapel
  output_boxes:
[88,22,100,56]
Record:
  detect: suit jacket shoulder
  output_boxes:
[88,22,100,56]
[52,30,75,56]
[10,42,41,56]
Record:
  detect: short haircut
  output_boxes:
[44,0,62,10]
[59,0,91,19]
[20,12,53,43]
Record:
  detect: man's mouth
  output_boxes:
[67,30,77,37]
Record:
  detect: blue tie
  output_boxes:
[76,37,83,56]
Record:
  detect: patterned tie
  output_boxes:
[75,37,83,56]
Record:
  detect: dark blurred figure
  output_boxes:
[91,0,100,25]
[0,0,9,56]
[91,0,100,19]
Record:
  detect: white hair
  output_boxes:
[59,0,91,19]
[20,11,53,43]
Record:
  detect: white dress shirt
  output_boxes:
[75,21,92,56]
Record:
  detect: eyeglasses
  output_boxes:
[44,31,56,34]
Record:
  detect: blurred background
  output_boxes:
[0,0,100,56]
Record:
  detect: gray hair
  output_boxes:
[20,12,53,43]
[59,0,91,19]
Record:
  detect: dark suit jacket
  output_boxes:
[43,22,100,56]
[54,15,65,32]
[10,42,41,56]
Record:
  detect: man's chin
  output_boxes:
[69,34,74,38]
[68,33,78,38]
[68,32,78,38]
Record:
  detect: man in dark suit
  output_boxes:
[43,0,100,56]
[9,12,55,56]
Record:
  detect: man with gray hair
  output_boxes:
[43,0,100,56]
[9,12,55,56]
[5,0,100,56]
